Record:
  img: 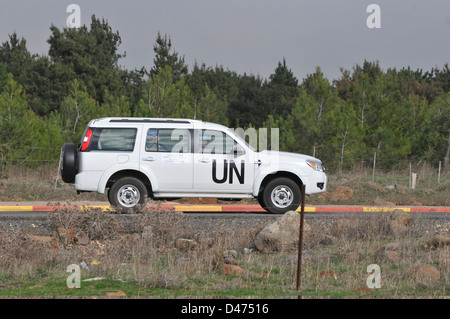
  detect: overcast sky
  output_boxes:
[1,0,450,82]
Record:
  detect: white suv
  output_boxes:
[61,118,327,213]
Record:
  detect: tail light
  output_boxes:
[81,128,93,151]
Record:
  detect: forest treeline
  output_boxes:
[0,16,449,171]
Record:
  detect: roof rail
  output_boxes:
[108,119,191,124]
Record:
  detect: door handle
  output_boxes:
[142,157,155,161]
[199,159,210,163]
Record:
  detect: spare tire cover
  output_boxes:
[61,143,78,183]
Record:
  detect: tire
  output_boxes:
[257,191,266,208]
[262,177,301,214]
[61,143,78,183]
[108,177,147,212]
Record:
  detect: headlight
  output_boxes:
[306,160,325,172]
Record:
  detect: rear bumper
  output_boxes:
[73,171,104,193]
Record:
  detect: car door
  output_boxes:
[140,127,193,191]
[193,129,254,194]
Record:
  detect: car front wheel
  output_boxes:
[262,177,301,214]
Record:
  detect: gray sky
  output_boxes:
[1,0,450,82]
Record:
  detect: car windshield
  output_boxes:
[227,128,257,152]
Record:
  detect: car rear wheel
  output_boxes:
[108,177,147,212]
[61,143,78,183]
[262,177,301,214]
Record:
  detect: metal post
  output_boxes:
[372,152,376,182]
[297,184,306,295]
[409,162,412,188]
[438,161,441,187]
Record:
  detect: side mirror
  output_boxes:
[233,144,245,156]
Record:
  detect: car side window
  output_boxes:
[145,128,190,153]
[199,130,237,155]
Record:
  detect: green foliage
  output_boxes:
[150,32,188,82]
[47,15,125,105]
[0,74,60,166]
[0,20,448,170]
[135,66,193,118]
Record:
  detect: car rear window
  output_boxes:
[90,128,137,152]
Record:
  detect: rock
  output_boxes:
[57,227,84,244]
[223,250,238,259]
[329,186,354,201]
[375,243,400,262]
[176,238,197,251]
[389,210,413,233]
[75,230,90,245]
[254,211,310,252]
[224,257,239,265]
[223,264,244,275]
[421,235,450,250]
[414,265,441,287]
[319,234,338,245]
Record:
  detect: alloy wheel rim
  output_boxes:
[117,184,140,208]
[271,185,293,208]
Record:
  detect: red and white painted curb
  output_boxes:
[0,203,449,213]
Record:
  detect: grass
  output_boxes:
[0,207,448,298]
[0,164,448,298]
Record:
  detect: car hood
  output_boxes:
[256,150,321,164]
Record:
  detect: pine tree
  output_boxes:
[150,32,188,82]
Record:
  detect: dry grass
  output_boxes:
[0,207,448,297]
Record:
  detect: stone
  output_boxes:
[319,234,338,245]
[57,227,78,244]
[224,257,239,265]
[254,211,310,252]
[223,250,238,259]
[75,230,90,245]
[389,210,413,233]
[375,243,401,262]
[223,264,244,275]
[421,235,450,250]
[329,186,354,201]
[176,238,197,251]
[415,265,441,287]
